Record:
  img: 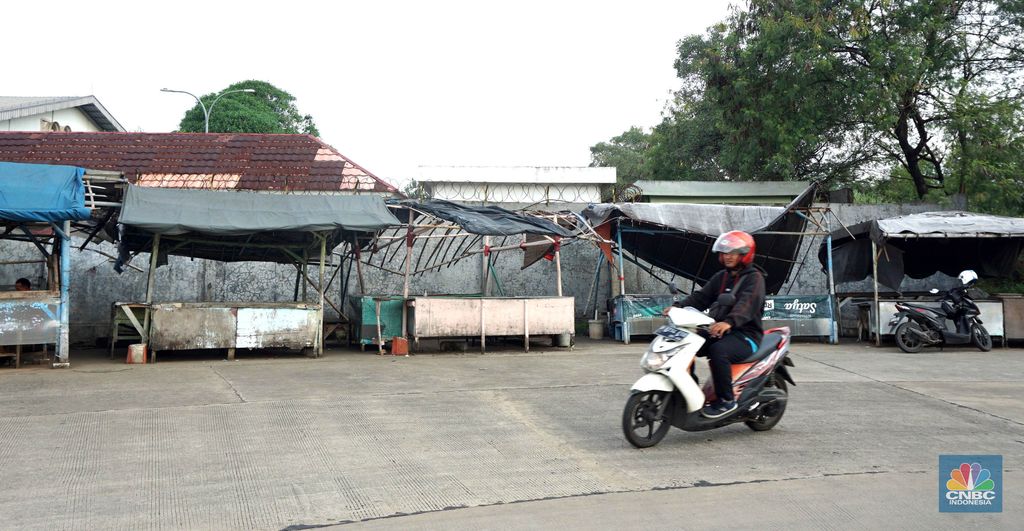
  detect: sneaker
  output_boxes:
[701,399,738,419]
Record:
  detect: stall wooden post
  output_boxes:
[523,299,530,352]
[355,247,366,295]
[142,233,160,346]
[402,225,412,339]
[554,237,563,297]
[481,236,490,297]
[318,233,327,357]
[616,223,629,343]
[56,220,70,366]
[825,214,838,344]
[872,240,881,347]
[301,250,308,300]
[481,236,489,353]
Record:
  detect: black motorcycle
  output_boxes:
[889,286,992,353]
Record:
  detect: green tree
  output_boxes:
[177,80,320,136]
[597,0,1024,210]
[589,126,652,185]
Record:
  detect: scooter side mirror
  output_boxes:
[929,288,939,294]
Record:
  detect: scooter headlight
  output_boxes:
[641,350,671,371]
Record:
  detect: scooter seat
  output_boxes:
[735,332,783,363]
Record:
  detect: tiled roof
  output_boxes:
[0,131,399,194]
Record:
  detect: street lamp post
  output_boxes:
[161,87,256,133]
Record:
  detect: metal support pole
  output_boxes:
[825,214,838,344]
[55,220,71,367]
[872,240,881,347]
[318,233,326,357]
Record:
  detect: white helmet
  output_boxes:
[958,270,978,287]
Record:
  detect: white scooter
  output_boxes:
[622,294,795,448]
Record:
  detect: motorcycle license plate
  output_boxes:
[655,325,688,341]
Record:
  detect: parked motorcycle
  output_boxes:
[621,292,796,448]
[889,270,992,353]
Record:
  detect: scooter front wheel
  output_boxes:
[971,324,993,352]
[622,391,672,448]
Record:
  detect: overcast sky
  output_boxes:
[4,1,732,187]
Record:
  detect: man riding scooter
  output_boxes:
[666,230,766,418]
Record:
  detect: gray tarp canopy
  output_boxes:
[819,211,1024,290]
[582,184,816,294]
[116,186,400,265]
[583,202,786,235]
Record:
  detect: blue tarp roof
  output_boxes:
[0,161,91,222]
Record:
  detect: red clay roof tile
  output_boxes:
[0,131,399,194]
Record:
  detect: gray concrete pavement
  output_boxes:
[0,338,1021,530]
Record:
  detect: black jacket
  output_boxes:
[675,264,767,343]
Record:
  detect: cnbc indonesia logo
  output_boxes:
[946,463,995,503]
[940,456,1002,512]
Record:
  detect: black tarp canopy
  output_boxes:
[582,184,817,294]
[116,186,400,265]
[819,211,1024,291]
[393,200,574,237]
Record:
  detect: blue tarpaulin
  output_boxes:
[0,161,91,222]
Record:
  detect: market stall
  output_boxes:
[352,200,578,353]
[581,184,840,343]
[113,185,399,360]
[0,161,122,367]
[819,211,1024,345]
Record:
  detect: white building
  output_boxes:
[0,96,124,132]
[417,166,616,205]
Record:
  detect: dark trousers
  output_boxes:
[698,333,755,402]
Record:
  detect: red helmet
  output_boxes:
[713,230,756,266]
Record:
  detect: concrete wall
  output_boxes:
[0,202,953,346]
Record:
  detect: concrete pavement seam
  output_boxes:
[285,469,933,529]
[211,366,247,403]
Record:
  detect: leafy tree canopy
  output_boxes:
[176,80,320,136]
[591,1,1024,213]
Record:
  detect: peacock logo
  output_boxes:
[940,455,1001,512]
[946,462,995,492]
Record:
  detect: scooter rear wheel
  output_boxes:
[894,322,926,353]
[623,391,672,448]
[745,375,788,432]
